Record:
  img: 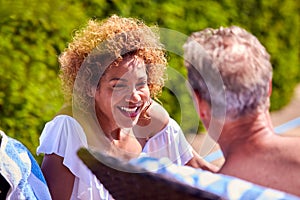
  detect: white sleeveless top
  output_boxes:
[37,115,193,200]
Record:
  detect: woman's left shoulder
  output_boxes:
[134,101,169,139]
[148,101,169,130]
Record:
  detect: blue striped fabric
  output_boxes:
[131,156,300,200]
[0,131,51,200]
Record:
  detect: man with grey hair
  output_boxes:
[183,26,300,196]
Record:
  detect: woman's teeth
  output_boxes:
[120,106,138,113]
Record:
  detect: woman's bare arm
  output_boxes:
[41,154,75,200]
[136,102,219,173]
[134,101,169,145]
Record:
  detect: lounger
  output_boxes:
[77,148,222,200]
[78,148,299,200]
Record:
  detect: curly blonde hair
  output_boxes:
[59,15,167,104]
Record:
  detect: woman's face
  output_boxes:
[95,56,150,130]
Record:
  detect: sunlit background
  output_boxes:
[0,0,299,163]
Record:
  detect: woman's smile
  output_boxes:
[118,104,143,118]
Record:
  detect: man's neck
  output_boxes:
[217,111,274,157]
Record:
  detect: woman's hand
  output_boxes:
[186,150,220,173]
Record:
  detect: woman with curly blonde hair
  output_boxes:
[37,15,216,200]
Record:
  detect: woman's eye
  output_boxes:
[137,81,147,87]
[113,84,127,89]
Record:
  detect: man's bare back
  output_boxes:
[220,132,300,196]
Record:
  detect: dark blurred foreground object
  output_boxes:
[77,148,222,200]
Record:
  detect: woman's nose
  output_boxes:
[126,89,141,103]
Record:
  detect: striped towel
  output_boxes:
[131,156,300,200]
[0,130,51,200]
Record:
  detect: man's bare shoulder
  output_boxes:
[219,135,300,196]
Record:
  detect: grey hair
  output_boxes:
[183,26,272,120]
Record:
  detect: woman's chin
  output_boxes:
[116,116,140,128]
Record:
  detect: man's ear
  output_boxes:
[192,90,201,116]
[193,90,212,129]
[268,80,272,97]
[193,90,207,119]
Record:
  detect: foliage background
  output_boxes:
[0,0,299,163]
